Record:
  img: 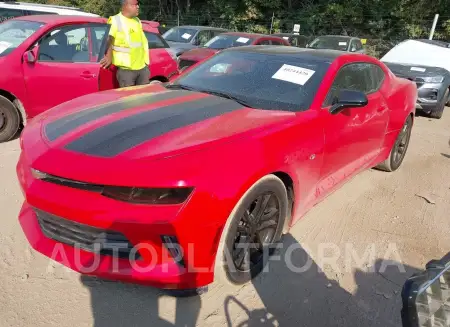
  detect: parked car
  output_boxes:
[177,32,290,71]
[0,1,99,22]
[307,35,365,53]
[17,46,416,292]
[271,33,310,47]
[162,25,228,56]
[0,15,179,142]
[381,39,450,119]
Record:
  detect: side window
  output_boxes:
[91,25,109,60]
[0,8,25,23]
[350,40,362,52]
[257,39,271,45]
[270,39,283,46]
[38,25,90,62]
[324,63,370,106]
[195,30,212,46]
[144,32,168,49]
[366,64,385,93]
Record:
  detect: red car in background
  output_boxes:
[177,32,290,71]
[0,15,178,142]
[17,47,417,292]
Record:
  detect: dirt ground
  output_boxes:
[0,109,449,327]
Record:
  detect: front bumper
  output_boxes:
[16,153,222,289]
[415,82,447,112]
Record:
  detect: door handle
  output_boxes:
[80,72,97,78]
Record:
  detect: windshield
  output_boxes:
[170,50,330,111]
[204,34,254,49]
[0,20,44,57]
[162,27,197,43]
[308,36,350,51]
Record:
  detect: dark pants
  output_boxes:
[116,66,150,88]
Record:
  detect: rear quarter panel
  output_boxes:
[377,63,417,158]
[149,48,178,81]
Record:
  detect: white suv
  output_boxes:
[0,1,99,23]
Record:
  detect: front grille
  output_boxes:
[178,59,197,70]
[34,208,140,260]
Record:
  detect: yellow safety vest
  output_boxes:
[108,13,149,70]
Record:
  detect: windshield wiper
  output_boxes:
[165,85,254,108]
[198,90,254,108]
[165,84,197,91]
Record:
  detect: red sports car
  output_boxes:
[177,32,290,71]
[17,46,417,292]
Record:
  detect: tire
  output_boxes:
[0,95,20,143]
[214,175,288,286]
[376,115,413,172]
[429,89,448,119]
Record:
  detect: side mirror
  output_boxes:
[330,89,368,114]
[23,50,36,63]
[401,252,450,327]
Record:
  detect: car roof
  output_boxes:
[10,14,106,24]
[0,1,99,16]
[315,35,358,40]
[174,25,228,31]
[222,32,273,38]
[224,45,353,60]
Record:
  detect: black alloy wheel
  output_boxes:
[230,192,281,273]
[215,175,288,286]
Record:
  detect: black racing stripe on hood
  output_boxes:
[45,90,193,141]
[64,96,244,157]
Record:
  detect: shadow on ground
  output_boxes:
[81,234,419,327]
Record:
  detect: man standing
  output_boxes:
[100,0,150,87]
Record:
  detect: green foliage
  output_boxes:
[26,0,450,43]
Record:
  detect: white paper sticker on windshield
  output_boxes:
[410,66,426,72]
[236,37,250,43]
[272,64,315,85]
[338,41,347,46]
[181,33,191,40]
[283,36,289,40]
[0,41,12,54]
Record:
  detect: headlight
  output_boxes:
[102,186,194,204]
[31,168,193,205]
[422,76,444,83]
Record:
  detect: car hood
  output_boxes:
[21,84,294,183]
[383,62,450,81]
[179,48,219,62]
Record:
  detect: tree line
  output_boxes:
[27,0,450,56]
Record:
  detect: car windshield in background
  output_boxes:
[308,36,349,51]
[162,27,197,43]
[204,34,254,49]
[171,50,330,111]
[0,20,44,57]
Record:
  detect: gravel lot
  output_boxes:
[0,109,449,327]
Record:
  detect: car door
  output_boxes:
[22,23,108,117]
[317,62,388,196]
[144,30,177,79]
